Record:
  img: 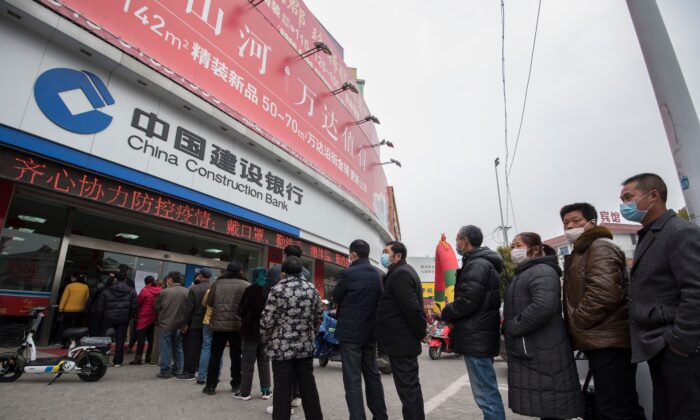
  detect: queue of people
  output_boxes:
[49,171,700,420]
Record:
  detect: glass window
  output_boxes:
[0,196,67,292]
[70,207,262,278]
[323,263,343,302]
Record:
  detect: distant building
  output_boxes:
[407,256,435,314]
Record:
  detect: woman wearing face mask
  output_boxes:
[503,232,584,420]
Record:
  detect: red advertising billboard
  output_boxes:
[39,0,388,221]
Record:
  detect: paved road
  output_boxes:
[0,344,531,420]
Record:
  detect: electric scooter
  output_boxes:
[0,306,109,384]
[428,320,456,360]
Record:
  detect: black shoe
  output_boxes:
[196,380,205,385]
[203,386,216,395]
[129,360,142,366]
[175,373,195,380]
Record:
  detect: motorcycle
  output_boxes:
[314,311,341,367]
[428,320,455,360]
[0,306,109,384]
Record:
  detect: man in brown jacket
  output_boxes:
[561,202,645,420]
[203,261,249,395]
[155,271,188,378]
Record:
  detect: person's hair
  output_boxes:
[384,241,407,261]
[115,271,127,282]
[559,202,597,222]
[144,275,156,285]
[281,256,303,275]
[457,225,483,248]
[71,272,84,283]
[283,244,303,258]
[226,261,244,275]
[543,244,557,256]
[622,173,668,202]
[516,232,545,257]
[349,239,370,259]
[166,271,183,284]
[118,264,129,272]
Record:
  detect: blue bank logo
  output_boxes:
[34,68,115,134]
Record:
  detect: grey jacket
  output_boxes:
[630,210,700,362]
[503,256,584,419]
[155,283,189,331]
[207,272,249,332]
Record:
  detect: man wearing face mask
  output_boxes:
[333,239,387,420]
[560,202,646,420]
[441,225,505,420]
[376,241,425,420]
[620,173,700,420]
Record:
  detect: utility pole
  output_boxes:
[627,0,700,225]
[494,158,509,246]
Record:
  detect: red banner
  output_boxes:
[39,0,388,219]
[0,295,50,317]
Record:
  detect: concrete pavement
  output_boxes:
[0,344,532,419]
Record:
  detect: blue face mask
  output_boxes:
[620,191,654,223]
[380,253,391,268]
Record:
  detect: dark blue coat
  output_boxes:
[332,259,383,344]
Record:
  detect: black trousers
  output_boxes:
[648,347,700,420]
[184,328,203,374]
[103,322,128,364]
[272,357,323,420]
[388,356,425,420]
[340,342,387,420]
[206,331,242,389]
[135,323,155,363]
[584,347,646,420]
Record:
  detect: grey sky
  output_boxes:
[304,0,700,257]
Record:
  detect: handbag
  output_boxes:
[582,368,599,420]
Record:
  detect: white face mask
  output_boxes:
[564,228,585,244]
[564,220,594,244]
[511,248,530,264]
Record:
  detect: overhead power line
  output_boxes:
[507,0,542,178]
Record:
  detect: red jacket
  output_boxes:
[136,284,161,330]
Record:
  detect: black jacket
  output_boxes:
[238,284,266,342]
[332,259,383,344]
[630,210,700,362]
[376,260,425,357]
[441,247,502,357]
[503,255,583,418]
[184,281,210,328]
[97,280,137,325]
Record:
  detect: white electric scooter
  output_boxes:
[0,306,109,384]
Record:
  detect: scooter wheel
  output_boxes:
[0,353,24,382]
[428,347,442,360]
[319,357,329,367]
[77,351,108,382]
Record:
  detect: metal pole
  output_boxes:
[627,0,700,225]
[494,158,509,246]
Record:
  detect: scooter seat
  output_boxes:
[80,336,112,347]
[62,327,89,339]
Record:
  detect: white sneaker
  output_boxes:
[265,406,294,415]
[291,397,302,407]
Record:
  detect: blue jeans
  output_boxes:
[197,326,221,381]
[159,329,184,376]
[464,356,505,420]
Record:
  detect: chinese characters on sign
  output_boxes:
[128,107,305,209]
[599,211,622,224]
[39,0,388,219]
[2,149,347,267]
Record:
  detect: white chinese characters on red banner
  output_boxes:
[39,0,388,223]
